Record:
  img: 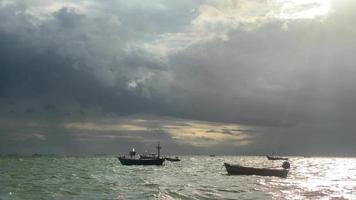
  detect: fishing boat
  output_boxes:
[165,156,180,162]
[118,143,165,166]
[224,162,290,178]
[266,155,288,160]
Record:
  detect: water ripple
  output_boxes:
[1,156,356,199]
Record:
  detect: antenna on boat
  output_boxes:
[156,142,161,158]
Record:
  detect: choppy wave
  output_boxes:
[1,156,356,199]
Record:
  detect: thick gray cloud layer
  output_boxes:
[1,0,356,155]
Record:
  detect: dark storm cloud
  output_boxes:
[159,20,356,127]
[0,28,159,116]
[0,4,171,117]
[0,1,193,155]
[1,0,356,155]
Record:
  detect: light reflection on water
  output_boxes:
[0,156,355,199]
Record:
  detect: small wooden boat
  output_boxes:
[266,155,288,160]
[118,142,165,166]
[165,157,180,162]
[224,163,289,178]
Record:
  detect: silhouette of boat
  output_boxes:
[118,157,165,165]
[118,142,165,166]
[266,155,288,160]
[224,162,289,178]
[165,156,180,162]
[209,154,216,157]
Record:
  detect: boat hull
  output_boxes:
[165,158,180,162]
[266,155,288,160]
[118,157,165,165]
[224,163,288,178]
[139,155,157,159]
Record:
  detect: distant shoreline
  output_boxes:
[1,154,355,158]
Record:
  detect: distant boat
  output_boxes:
[209,154,216,157]
[165,156,180,162]
[224,162,289,178]
[266,155,288,160]
[118,142,165,166]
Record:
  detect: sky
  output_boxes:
[1,0,356,156]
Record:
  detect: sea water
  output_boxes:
[1,156,355,199]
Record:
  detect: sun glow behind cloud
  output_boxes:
[163,121,254,147]
[144,0,333,57]
[279,0,331,19]
[62,117,255,147]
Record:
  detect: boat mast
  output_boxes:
[156,142,161,158]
